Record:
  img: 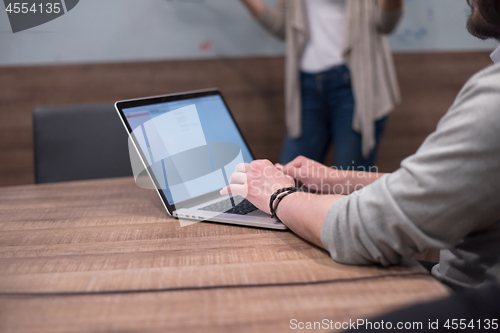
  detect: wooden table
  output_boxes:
[0,178,449,332]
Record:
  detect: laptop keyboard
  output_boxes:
[200,197,258,215]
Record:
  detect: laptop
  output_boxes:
[115,89,287,230]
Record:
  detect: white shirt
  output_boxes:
[300,0,346,73]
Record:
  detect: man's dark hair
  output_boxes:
[467,0,500,40]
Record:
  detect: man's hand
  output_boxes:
[222,158,344,248]
[220,159,295,215]
[279,156,386,195]
[277,156,337,193]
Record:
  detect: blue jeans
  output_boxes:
[281,65,387,170]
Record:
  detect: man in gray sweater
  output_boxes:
[221,0,500,291]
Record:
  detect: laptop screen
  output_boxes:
[121,93,253,206]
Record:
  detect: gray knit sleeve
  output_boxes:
[321,65,500,266]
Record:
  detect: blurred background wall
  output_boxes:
[0,0,497,187]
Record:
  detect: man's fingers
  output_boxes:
[235,163,248,173]
[220,184,247,197]
[229,172,247,185]
[285,156,308,168]
[281,165,301,178]
[220,186,229,196]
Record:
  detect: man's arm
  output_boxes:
[321,65,500,266]
[223,66,500,267]
[274,192,343,248]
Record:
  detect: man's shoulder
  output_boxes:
[433,63,500,143]
[471,62,500,78]
[452,63,500,113]
[461,63,500,95]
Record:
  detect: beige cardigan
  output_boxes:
[257,0,402,157]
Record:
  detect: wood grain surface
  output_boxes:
[0,178,450,332]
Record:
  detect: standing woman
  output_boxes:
[240,0,403,169]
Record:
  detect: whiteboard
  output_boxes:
[389,0,498,52]
[0,0,497,67]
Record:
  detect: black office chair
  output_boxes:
[33,103,133,184]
